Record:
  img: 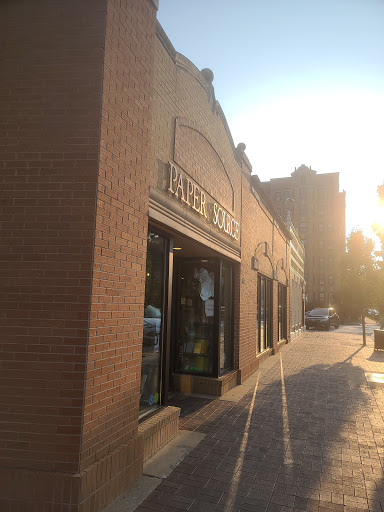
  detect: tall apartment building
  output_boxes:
[288,221,305,340]
[262,165,346,310]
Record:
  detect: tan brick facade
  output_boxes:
[262,165,346,311]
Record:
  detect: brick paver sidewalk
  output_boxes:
[135,331,384,512]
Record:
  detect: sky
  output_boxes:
[157,0,384,247]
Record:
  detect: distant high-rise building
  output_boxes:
[262,165,346,310]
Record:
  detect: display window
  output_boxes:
[257,274,272,352]
[139,230,169,417]
[278,283,287,340]
[174,258,233,378]
[175,260,216,375]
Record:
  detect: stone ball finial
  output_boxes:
[201,68,214,83]
[237,143,246,152]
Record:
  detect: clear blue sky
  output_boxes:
[157,0,384,244]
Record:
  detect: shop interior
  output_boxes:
[139,224,235,417]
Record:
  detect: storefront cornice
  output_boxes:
[149,188,241,262]
[156,21,249,171]
[156,21,176,60]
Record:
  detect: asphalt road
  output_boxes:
[308,320,380,337]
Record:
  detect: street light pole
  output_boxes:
[362,309,366,346]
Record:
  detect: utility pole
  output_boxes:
[362,310,366,346]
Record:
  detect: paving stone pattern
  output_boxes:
[134,331,384,511]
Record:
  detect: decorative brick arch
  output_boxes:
[174,117,235,212]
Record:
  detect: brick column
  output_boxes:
[0,1,157,510]
[78,1,157,509]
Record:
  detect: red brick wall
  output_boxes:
[238,172,290,381]
[80,0,156,476]
[0,0,106,475]
[0,0,157,510]
[174,119,235,213]
[151,43,242,222]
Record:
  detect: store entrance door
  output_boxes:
[172,257,233,379]
[174,260,217,376]
[257,274,272,352]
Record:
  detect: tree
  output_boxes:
[340,230,377,344]
[372,184,384,326]
[372,184,384,252]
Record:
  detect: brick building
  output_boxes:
[287,219,306,340]
[262,165,346,310]
[1,2,292,511]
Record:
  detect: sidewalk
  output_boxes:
[134,330,384,512]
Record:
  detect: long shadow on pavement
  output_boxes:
[134,342,384,512]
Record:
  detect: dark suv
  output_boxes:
[305,307,340,331]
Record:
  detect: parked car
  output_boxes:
[143,305,161,351]
[305,307,340,331]
[368,308,379,319]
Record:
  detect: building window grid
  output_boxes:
[299,223,307,233]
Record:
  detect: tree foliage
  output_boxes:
[372,184,384,324]
[372,184,384,257]
[340,229,377,322]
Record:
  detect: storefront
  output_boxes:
[139,157,241,416]
[2,5,295,512]
[138,28,293,414]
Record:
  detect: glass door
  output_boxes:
[173,258,234,378]
[265,278,272,348]
[257,275,272,352]
[140,231,168,416]
[278,283,287,340]
[175,260,216,376]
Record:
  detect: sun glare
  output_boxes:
[349,191,384,244]
[228,88,384,246]
[368,203,384,229]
